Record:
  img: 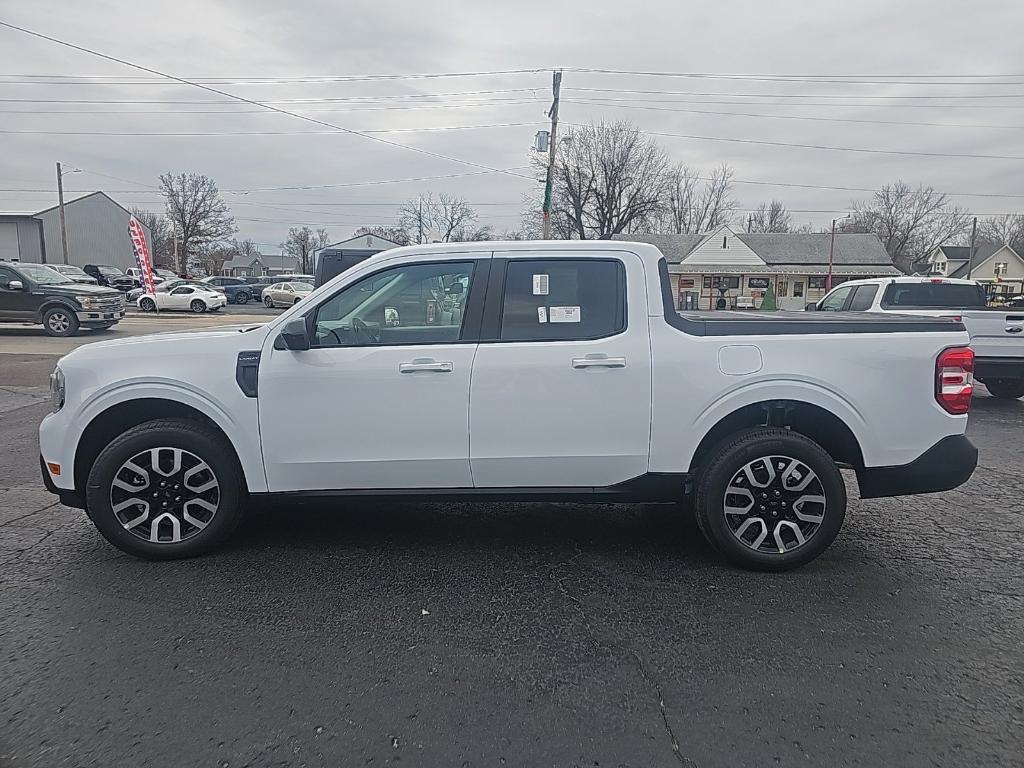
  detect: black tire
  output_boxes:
[42,306,80,337]
[264,295,274,308]
[694,428,846,571]
[139,297,156,312]
[293,297,301,306]
[236,291,250,305]
[190,299,207,313]
[85,418,245,559]
[984,378,1024,400]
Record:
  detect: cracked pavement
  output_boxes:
[1,352,1022,767]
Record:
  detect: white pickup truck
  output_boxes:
[809,276,1024,399]
[40,241,978,571]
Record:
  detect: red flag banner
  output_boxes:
[127,216,156,296]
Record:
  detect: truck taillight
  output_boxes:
[935,346,974,414]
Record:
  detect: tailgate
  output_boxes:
[962,310,1024,359]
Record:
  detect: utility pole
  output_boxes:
[173,232,180,275]
[56,162,70,265]
[541,70,562,240]
[965,216,978,280]
[826,217,838,291]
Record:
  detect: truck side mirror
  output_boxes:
[804,302,818,311]
[275,318,310,351]
[7,280,24,291]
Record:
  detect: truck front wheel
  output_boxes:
[85,418,245,559]
[984,379,1024,400]
[693,428,847,571]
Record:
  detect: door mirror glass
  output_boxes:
[277,318,310,351]
[804,302,817,311]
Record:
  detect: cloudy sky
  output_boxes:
[1,0,1022,251]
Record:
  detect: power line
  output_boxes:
[567,85,1024,100]
[0,20,533,181]
[0,121,539,137]
[568,98,1023,130]
[562,123,1024,161]
[0,69,546,84]
[0,88,542,104]
[0,99,545,115]
[562,67,1024,83]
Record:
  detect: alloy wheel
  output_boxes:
[47,311,71,333]
[723,455,826,554]
[109,447,220,543]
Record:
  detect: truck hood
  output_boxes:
[59,324,271,366]
[39,283,121,298]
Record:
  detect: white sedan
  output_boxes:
[137,283,226,313]
[262,281,313,308]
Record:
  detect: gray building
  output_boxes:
[0,191,151,270]
[221,253,300,277]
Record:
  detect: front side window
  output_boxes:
[499,259,625,342]
[819,286,854,311]
[314,261,475,347]
[848,284,878,311]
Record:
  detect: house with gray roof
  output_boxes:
[222,252,300,277]
[918,242,1024,297]
[615,225,901,310]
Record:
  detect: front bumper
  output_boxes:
[76,309,125,324]
[40,455,85,509]
[857,434,977,499]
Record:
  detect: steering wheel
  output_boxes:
[352,316,380,344]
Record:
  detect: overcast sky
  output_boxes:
[1,0,1022,251]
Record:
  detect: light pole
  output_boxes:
[826,213,851,291]
[55,163,81,265]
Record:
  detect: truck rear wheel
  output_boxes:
[984,379,1024,400]
[85,418,245,559]
[694,428,846,571]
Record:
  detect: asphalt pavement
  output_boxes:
[0,338,1021,767]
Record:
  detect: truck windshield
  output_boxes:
[17,265,74,285]
[883,282,986,308]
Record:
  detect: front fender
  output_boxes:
[73,379,267,493]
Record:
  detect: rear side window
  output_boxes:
[499,259,625,341]
[882,282,986,308]
[847,284,878,311]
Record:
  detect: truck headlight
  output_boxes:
[49,366,65,412]
[76,295,97,309]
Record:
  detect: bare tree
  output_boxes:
[543,121,673,239]
[354,226,411,246]
[235,238,261,260]
[746,200,793,233]
[159,173,236,262]
[281,227,331,274]
[845,182,971,273]
[432,194,478,242]
[398,195,434,244]
[451,224,493,242]
[654,163,739,234]
[978,214,1024,252]
[193,242,238,277]
[130,207,174,268]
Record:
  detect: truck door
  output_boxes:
[469,252,653,488]
[257,254,488,492]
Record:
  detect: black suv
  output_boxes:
[0,261,125,337]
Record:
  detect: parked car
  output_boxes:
[202,276,255,305]
[272,273,315,284]
[137,283,226,313]
[39,241,977,569]
[0,261,124,336]
[242,276,273,299]
[43,264,98,285]
[262,281,313,307]
[808,276,1024,400]
[83,264,135,292]
[154,268,179,280]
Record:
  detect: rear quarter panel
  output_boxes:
[649,323,971,472]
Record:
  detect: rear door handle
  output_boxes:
[399,359,453,373]
[572,356,626,369]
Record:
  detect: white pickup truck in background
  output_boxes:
[809,276,1024,399]
[40,241,978,571]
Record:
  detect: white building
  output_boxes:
[917,243,1024,297]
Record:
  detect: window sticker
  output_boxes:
[532,274,549,295]
[549,306,581,323]
[537,306,548,323]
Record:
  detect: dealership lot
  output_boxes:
[1,322,1022,767]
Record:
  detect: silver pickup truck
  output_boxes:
[810,276,1024,399]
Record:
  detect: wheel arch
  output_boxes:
[689,399,866,476]
[36,298,78,323]
[73,394,262,499]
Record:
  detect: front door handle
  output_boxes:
[571,356,626,369]
[399,359,453,373]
